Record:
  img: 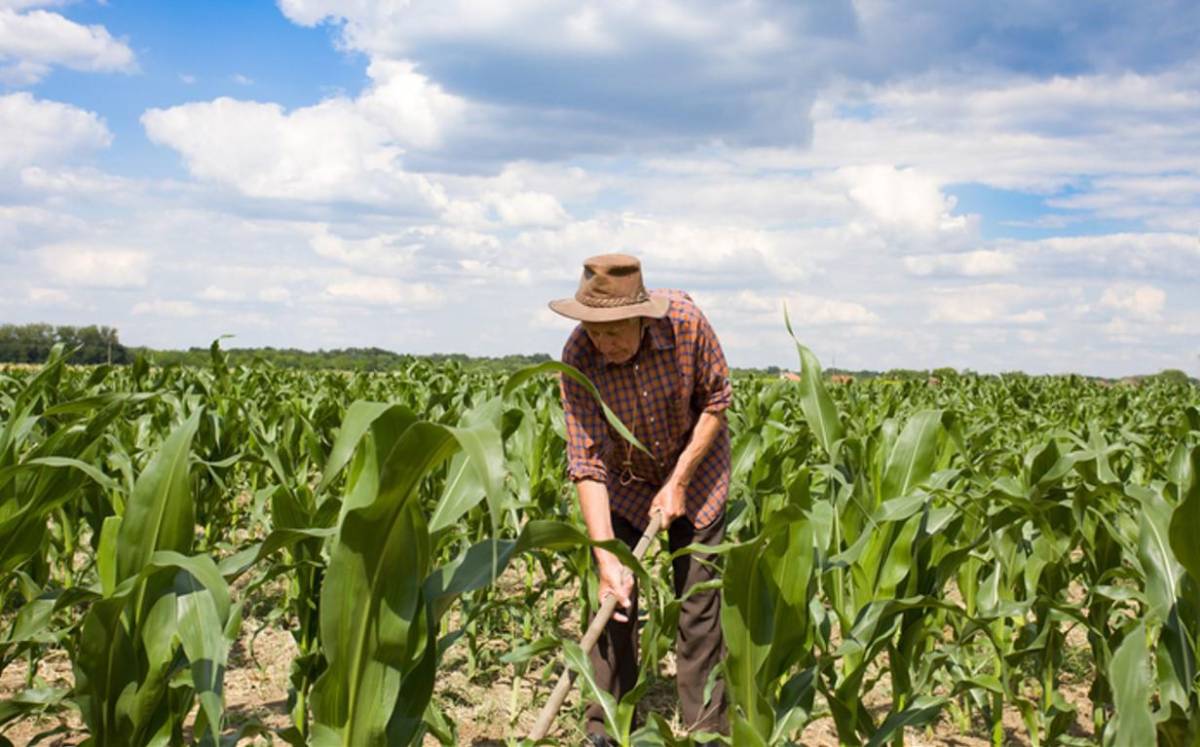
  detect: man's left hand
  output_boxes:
[649,480,687,528]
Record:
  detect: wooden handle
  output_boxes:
[528,511,664,740]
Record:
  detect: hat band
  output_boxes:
[576,289,650,308]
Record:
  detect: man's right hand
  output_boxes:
[597,554,635,623]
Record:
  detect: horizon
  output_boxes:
[4,321,1195,380]
[2,1,1199,378]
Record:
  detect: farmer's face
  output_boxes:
[583,318,643,365]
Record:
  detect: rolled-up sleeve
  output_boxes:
[559,360,610,484]
[692,311,733,414]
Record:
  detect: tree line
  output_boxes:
[0,324,552,372]
[1,323,1193,381]
[0,324,129,364]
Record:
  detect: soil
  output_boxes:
[1,564,1101,746]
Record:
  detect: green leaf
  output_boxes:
[318,401,418,493]
[1168,446,1200,583]
[721,537,775,737]
[1108,623,1155,746]
[116,409,202,583]
[503,360,649,455]
[561,640,620,738]
[1136,487,1183,623]
[174,570,229,746]
[881,410,944,501]
[781,312,844,460]
[865,696,947,747]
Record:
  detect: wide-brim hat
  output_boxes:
[549,253,670,323]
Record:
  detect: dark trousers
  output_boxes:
[586,512,727,736]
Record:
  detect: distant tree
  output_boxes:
[0,323,128,364]
[1156,369,1191,385]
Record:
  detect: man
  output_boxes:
[549,254,731,745]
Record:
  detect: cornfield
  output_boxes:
[1,342,1198,746]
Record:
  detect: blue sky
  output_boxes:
[1,0,1198,376]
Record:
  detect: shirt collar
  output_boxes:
[646,315,674,352]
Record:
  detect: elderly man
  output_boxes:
[549,254,731,745]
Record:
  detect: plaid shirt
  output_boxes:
[559,290,732,531]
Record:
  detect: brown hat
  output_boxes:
[549,254,670,322]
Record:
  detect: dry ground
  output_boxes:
[1,566,1100,746]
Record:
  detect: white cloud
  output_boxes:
[777,69,1200,195]
[512,213,794,281]
[231,73,253,85]
[27,286,68,303]
[132,299,200,317]
[1018,232,1200,279]
[698,289,878,326]
[356,59,465,149]
[141,61,465,205]
[323,276,444,307]
[309,228,420,272]
[20,166,131,194]
[198,286,243,302]
[257,286,291,303]
[0,93,110,170]
[38,244,149,288]
[0,7,135,84]
[143,97,406,202]
[0,204,83,240]
[485,190,569,227]
[275,0,830,151]
[1100,284,1166,320]
[531,305,575,331]
[927,284,1048,325]
[840,164,968,234]
[904,249,1017,277]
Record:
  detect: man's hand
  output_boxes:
[597,554,635,623]
[649,480,687,529]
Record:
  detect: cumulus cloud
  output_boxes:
[197,286,243,302]
[1099,284,1166,320]
[38,244,149,288]
[1018,232,1200,281]
[142,61,466,205]
[309,227,421,272]
[485,190,569,227]
[927,284,1048,325]
[786,69,1200,194]
[0,93,110,170]
[323,276,444,307]
[132,300,200,317]
[904,250,1017,277]
[277,0,837,153]
[257,286,291,303]
[269,0,1200,163]
[512,213,794,282]
[698,289,877,326]
[840,164,969,234]
[143,97,404,202]
[27,286,69,304]
[0,6,135,84]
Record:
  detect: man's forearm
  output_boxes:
[577,479,622,570]
[668,410,725,487]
